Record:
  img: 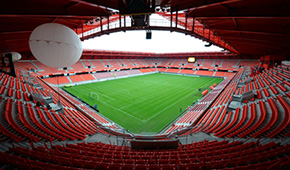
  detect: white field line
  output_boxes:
[77,88,115,101]
[101,101,144,121]
[75,76,217,124]
[99,93,115,101]
[143,78,217,122]
[100,86,146,100]
[79,85,144,121]
[119,97,147,110]
[143,77,216,116]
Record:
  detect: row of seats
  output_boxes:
[2,139,290,170]
[0,69,101,143]
[193,65,290,139]
[165,71,240,133]
[39,68,237,86]
[15,59,259,77]
[0,61,289,170]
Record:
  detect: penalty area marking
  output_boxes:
[119,97,147,110]
[78,87,115,101]
[101,101,144,121]
[143,78,217,122]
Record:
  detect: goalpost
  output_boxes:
[89,92,100,101]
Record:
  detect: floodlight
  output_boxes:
[188,57,195,63]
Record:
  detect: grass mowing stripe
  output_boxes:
[62,73,223,133]
[144,78,218,121]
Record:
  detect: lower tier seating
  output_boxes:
[2,140,290,170]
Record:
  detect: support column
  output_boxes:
[208,29,211,40]
[81,24,84,38]
[192,18,195,32]
[100,17,103,32]
[119,14,122,28]
[170,11,173,28]
[185,13,187,30]
[175,10,178,28]
[107,16,110,30]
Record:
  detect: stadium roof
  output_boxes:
[1,0,289,57]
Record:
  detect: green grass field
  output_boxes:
[63,73,223,134]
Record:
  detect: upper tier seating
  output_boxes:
[14,59,251,85]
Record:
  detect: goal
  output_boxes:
[89,92,99,100]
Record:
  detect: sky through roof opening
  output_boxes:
[82,14,223,53]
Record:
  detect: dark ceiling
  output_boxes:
[0,0,289,57]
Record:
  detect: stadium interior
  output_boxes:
[1,0,290,170]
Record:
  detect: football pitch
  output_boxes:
[63,73,223,134]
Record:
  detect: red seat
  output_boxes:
[0,85,6,94]
[122,163,134,170]
[7,88,13,97]
[109,163,122,170]
[251,98,278,138]
[186,163,201,170]
[212,111,233,134]
[277,83,287,92]
[135,164,148,170]
[268,96,290,138]
[269,85,278,94]
[96,162,110,170]
[238,103,257,138]
[227,105,248,138]
[148,164,160,170]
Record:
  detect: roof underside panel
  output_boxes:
[0,0,112,53]
[185,0,290,56]
[0,0,289,58]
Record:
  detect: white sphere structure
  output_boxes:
[29,23,82,68]
[2,52,21,61]
[11,52,22,61]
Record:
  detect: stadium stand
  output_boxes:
[1,0,290,169]
[214,72,234,77]
[93,72,114,79]
[82,60,92,69]
[69,75,85,82]
[133,59,145,67]
[171,65,290,141]
[112,71,129,77]
[2,139,290,170]
[14,59,256,85]
[81,74,96,81]
[166,68,180,73]
[139,69,152,73]
[218,60,239,70]
[90,60,107,70]
[108,60,122,69]
[159,68,167,72]
[179,69,195,74]
[6,61,290,170]
[195,70,214,76]
[201,60,214,68]
[13,59,259,86]
[122,59,135,68]
[126,70,142,75]
[71,61,91,72]
[14,61,38,71]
